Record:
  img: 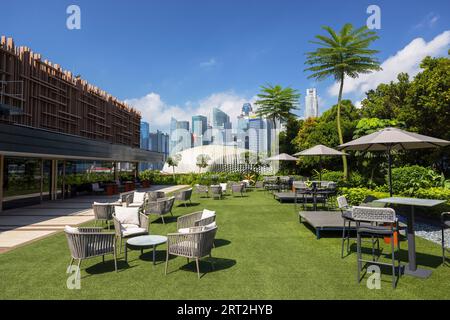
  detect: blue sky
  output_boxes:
[1,0,449,131]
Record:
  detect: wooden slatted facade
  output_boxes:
[0,36,140,147]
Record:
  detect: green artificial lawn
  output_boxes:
[0,190,449,299]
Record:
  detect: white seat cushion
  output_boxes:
[114,206,140,226]
[178,227,191,234]
[133,192,146,203]
[204,221,217,230]
[122,227,147,237]
[128,202,144,207]
[201,209,216,219]
[64,225,79,234]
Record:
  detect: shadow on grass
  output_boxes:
[176,202,201,208]
[213,238,231,248]
[170,257,237,278]
[84,260,135,276]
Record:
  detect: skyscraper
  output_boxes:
[242,103,252,116]
[170,118,191,154]
[192,115,207,147]
[140,121,150,150]
[304,88,319,119]
[210,107,232,145]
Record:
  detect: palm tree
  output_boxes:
[196,154,210,173]
[254,84,300,130]
[166,153,181,180]
[305,24,381,179]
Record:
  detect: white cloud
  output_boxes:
[327,30,450,97]
[199,58,217,68]
[125,91,255,132]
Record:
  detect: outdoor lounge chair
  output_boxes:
[231,183,245,197]
[174,188,193,207]
[352,206,401,288]
[92,202,115,229]
[165,226,218,279]
[177,209,216,232]
[210,185,223,199]
[65,226,117,278]
[145,196,175,224]
[128,191,147,211]
[194,184,209,198]
[112,206,149,253]
[146,191,166,202]
[442,212,449,264]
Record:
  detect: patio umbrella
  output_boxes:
[294,144,346,181]
[265,153,299,161]
[338,127,450,196]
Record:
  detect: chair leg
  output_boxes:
[68,257,74,270]
[341,219,347,258]
[195,258,200,279]
[161,215,165,224]
[165,251,170,275]
[102,255,105,263]
[371,236,375,261]
[77,259,82,280]
[347,221,351,253]
[356,232,362,284]
[391,235,396,289]
[443,227,446,264]
[114,249,118,272]
[120,238,123,254]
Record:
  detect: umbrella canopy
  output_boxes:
[265,153,299,161]
[338,127,450,196]
[294,144,346,156]
[338,127,450,151]
[294,145,346,181]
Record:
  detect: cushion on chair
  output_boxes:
[444,220,450,228]
[64,225,80,234]
[133,192,146,203]
[201,209,216,219]
[114,206,140,226]
[204,221,217,230]
[342,210,353,220]
[122,227,147,237]
[358,225,395,235]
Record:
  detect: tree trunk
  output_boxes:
[336,76,348,180]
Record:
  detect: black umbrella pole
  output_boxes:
[388,149,393,197]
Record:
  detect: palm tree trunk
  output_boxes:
[336,76,348,180]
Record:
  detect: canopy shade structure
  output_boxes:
[338,127,450,196]
[294,145,346,181]
[265,153,299,161]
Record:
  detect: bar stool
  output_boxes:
[352,206,401,289]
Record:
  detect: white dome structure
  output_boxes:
[162,145,251,174]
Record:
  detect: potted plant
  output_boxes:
[139,170,152,188]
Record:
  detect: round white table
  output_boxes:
[125,235,167,265]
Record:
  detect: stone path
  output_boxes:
[0,185,188,253]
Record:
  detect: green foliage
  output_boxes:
[254,84,300,128]
[353,118,404,139]
[390,165,441,195]
[338,187,389,206]
[64,172,114,186]
[312,170,365,188]
[414,187,450,205]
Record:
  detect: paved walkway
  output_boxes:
[0,185,188,253]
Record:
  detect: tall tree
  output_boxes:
[305,24,381,179]
[254,84,300,130]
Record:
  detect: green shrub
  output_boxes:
[414,187,450,205]
[314,170,365,188]
[338,187,389,206]
[389,165,441,195]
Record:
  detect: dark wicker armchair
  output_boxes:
[174,188,193,207]
[210,185,223,199]
[165,226,218,279]
[145,196,175,224]
[65,227,117,277]
[146,191,166,202]
[231,183,245,197]
[194,185,209,198]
